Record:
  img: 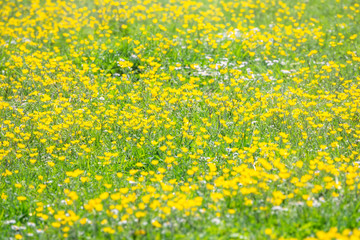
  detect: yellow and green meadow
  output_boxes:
[1,0,360,239]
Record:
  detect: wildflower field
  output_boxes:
[1,0,360,239]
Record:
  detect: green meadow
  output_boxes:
[1,0,360,239]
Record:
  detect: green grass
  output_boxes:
[1,0,360,239]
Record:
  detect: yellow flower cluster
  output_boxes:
[0,0,360,239]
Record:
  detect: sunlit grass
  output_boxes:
[0,0,360,239]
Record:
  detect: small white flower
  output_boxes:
[11,225,20,230]
[4,220,16,224]
[271,206,288,211]
[111,209,119,215]
[27,222,36,227]
[211,218,221,224]
[281,70,291,74]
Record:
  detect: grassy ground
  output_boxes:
[1,0,360,239]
